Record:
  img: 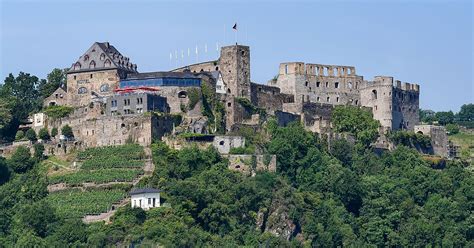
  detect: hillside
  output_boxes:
[0,120,472,247]
[449,129,474,167]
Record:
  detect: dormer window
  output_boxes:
[104,59,111,67]
[74,62,81,70]
[89,60,96,69]
[100,53,106,61]
[84,55,89,61]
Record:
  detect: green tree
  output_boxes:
[15,130,25,141]
[332,106,380,146]
[38,128,50,140]
[38,68,67,99]
[34,143,45,160]
[445,123,460,135]
[435,111,455,125]
[25,129,37,141]
[457,103,474,121]
[50,127,58,138]
[8,146,34,173]
[16,200,58,238]
[0,157,10,185]
[61,125,73,138]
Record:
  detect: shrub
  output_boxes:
[445,124,459,135]
[61,125,73,138]
[51,127,58,137]
[34,143,45,160]
[25,129,37,141]
[8,146,34,173]
[15,130,25,141]
[43,105,74,119]
[38,128,50,140]
[187,88,200,110]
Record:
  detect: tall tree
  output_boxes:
[38,68,67,99]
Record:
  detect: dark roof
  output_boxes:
[130,188,161,195]
[124,71,200,81]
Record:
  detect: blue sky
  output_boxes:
[1,0,472,111]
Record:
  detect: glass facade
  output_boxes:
[119,77,201,88]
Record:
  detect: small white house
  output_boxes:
[130,188,161,210]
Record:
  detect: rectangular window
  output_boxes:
[148,198,151,205]
[335,82,339,88]
[316,82,320,87]
[336,97,340,102]
[285,65,288,74]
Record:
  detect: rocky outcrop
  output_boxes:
[256,197,298,241]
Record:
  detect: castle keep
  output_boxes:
[33,41,420,152]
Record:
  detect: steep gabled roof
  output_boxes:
[68,42,138,74]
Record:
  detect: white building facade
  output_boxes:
[130,188,161,210]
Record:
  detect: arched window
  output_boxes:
[84,55,89,61]
[178,91,187,98]
[100,53,106,60]
[78,87,87,94]
[104,59,111,67]
[227,88,231,94]
[89,60,96,69]
[348,82,353,89]
[100,84,109,92]
[74,62,81,70]
[372,90,378,100]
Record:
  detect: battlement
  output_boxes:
[279,62,356,77]
[365,76,420,92]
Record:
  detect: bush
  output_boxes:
[34,143,45,160]
[61,125,73,138]
[445,124,459,135]
[332,106,380,146]
[38,128,50,140]
[187,88,200,110]
[15,130,25,141]
[25,129,37,141]
[43,105,74,119]
[51,127,58,137]
[8,146,34,173]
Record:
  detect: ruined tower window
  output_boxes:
[78,87,87,94]
[305,81,309,87]
[375,105,378,110]
[74,75,76,80]
[347,68,352,74]
[215,67,219,71]
[325,82,329,87]
[284,65,289,74]
[336,97,340,102]
[241,50,245,56]
[333,68,338,76]
[327,97,330,102]
[348,82,353,89]
[89,60,96,69]
[227,102,232,107]
[316,82,320,87]
[355,100,359,105]
[219,141,224,146]
[335,82,339,88]
[227,88,231,94]
[372,90,378,100]
[90,74,93,79]
[317,97,320,102]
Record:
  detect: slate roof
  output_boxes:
[130,188,161,195]
[68,42,138,74]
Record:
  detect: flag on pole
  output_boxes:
[233,23,237,30]
[195,45,198,55]
[169,52,172,60]
[187,48,190,57]
[216,42,219,52]
[181,50,184,59]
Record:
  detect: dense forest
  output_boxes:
[0,71,473,246]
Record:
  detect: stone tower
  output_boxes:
[219,45,251,99]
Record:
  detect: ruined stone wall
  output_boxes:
[250,83,293,114]
[391,81,420,131]
[213,136,245,154]
[225,154,277,176]
[275,111,301,127]
[414,125,448,157]
[44,88,67,107]
[301,102,333,133]
[67,69,121,107]
[171,61,218,73]
[270,62,361,114]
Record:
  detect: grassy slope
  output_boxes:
[449,129,474,166]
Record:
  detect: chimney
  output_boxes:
[104,42,109,48]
